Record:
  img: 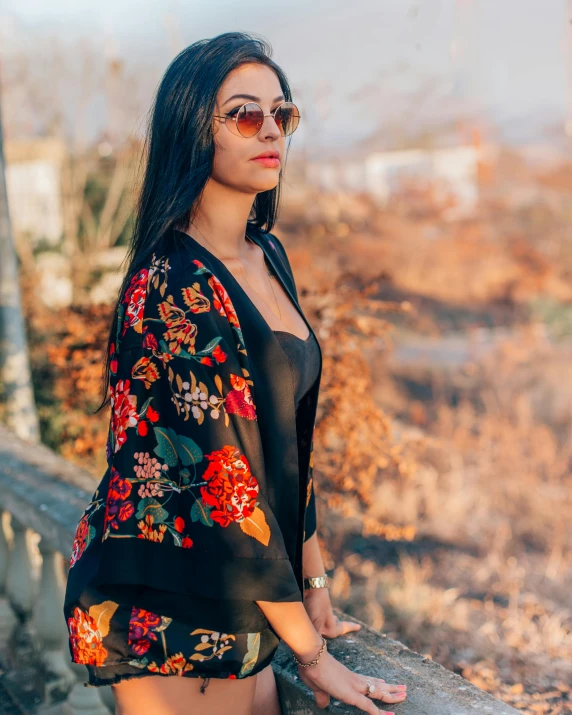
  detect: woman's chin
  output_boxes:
[250,176,280,192]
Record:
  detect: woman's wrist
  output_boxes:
[303,574,329,590]
[292,632,326,663]
[255,599,325,662]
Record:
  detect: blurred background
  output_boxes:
[0,1,571,713]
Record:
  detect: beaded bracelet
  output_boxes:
[292,635,327,667]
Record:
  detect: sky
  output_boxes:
[1,0,570,153]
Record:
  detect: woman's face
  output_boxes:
[211,63,287,195]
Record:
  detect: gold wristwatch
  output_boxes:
[303,575,329,590]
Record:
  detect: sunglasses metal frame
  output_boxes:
[213,101,301,138]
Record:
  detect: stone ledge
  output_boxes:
[0,425,520,714]
[272,607,519,715]
[0,443,90,558]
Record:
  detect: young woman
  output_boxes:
[63,31,408,715]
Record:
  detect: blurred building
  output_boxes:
[4,137,66,245]
[306,144,485,216]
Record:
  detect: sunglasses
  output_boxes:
[214,101,301,138]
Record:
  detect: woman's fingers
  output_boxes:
[340,678,407,714]
[355,677,408,708]
[372,682,407,695]
[311,687,330,709]
[339,619,361,634]
[373,687,408,705]
[350,693,395,715]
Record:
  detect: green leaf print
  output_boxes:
[239,632,261,677]
[153,426,202,467]
[191,499,214,526]
[175,434,203,466]
[135,498,169,523]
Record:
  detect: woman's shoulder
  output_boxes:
[116,245,221,354]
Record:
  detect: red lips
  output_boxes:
[251,150,280,160]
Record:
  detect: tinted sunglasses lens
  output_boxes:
[235,102,301,136]
[236,103,264,137]
[275,102,300,136]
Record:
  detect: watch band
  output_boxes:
[303,575,329,590]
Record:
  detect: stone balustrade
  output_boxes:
[0,423,519,715]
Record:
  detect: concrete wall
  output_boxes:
[0,424,519,714]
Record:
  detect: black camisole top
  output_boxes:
[273,329,321,408]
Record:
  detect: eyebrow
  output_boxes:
[222,93,285,106]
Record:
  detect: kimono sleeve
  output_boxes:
[303,433,318,542]
[93,255,303,603]
[303,479,317,542]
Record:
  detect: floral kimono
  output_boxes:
[63,224,322,686]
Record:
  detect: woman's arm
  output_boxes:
[303,531,326,579]
[255,599,323,659]
[253,537,326,658]
[255,535,327,657]
[255,597,407,715]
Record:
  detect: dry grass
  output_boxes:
[280,163,572,713]
[320,336,572,713]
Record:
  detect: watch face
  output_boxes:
[305,576,328,588]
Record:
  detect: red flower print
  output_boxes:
[109,341,118,375]
[67,607,109,666]
[108,467,132,500]
[174,516,185,533]
[142,332,159,351]
[110,379,139,453]
[208,275,241,330]
[121,269,149,336]
[147,651,194,675]
[182,536,194,548]
[162,653,185,674]
[226,374,257,421]
[200,446,260,527]
[180,283,211,315]
[199,343,228,367]
[131,355,162,390]
[104,467,135,532]
[212,344,227,363]
[137,514,167,542]
[128,607,163,656]
[69,514,90,568]
[146,405,159,422]
[157,298,198,354]
[118,501,135,521]
[137,420,148,436]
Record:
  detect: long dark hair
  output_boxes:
[94,31,295,414]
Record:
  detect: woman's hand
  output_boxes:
[296,649,407,714]
[304,586,361,638]
[301,590,407,713]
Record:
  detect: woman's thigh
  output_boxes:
[112,672,257,715]
[251,663,282,715]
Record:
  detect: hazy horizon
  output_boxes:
[1,0,570,152]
